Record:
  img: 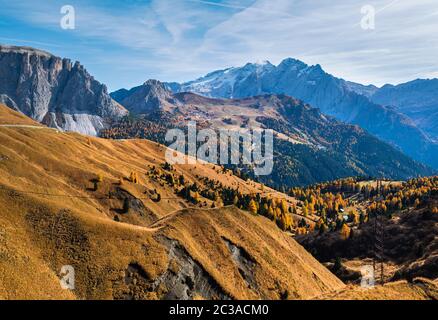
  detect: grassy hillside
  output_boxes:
[319,278,438,300]
[104,90,434,189]
[0,104,344,299]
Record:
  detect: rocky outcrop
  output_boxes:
[0,45,127,135]
[111,79,178,114]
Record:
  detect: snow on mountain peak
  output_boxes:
[254,59,272,66]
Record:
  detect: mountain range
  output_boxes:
[0,103,347,299]
[165,59,438,169]
[0,45,436,186]
[110,80,433,188]
[366,79,438,141]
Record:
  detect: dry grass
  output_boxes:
[2,104,432,300]
[158,206,344,299]
[0,104,344,300]
[318,278,438,300]
[0,106,43,126]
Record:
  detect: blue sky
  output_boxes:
[0,0,437,91]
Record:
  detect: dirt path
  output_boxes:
[0,124,59,131]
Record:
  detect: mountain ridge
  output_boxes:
[108,80,434,188]
[367,78,438,141]
[162,58,438,169]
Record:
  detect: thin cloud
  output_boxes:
[186,0,296,18]
[377,0,401,13]
[0,0,437,88]
[0,37,61,48]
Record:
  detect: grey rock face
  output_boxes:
[0,45,127,135]
[120,238,231,300]
[344,81,379,98]
[165,58,438,169]
[111,79,177,114]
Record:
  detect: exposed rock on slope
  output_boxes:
[0,45,127,135]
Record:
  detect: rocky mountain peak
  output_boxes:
[0,45,127,136]
[142,79,170,96]
[111,79,175,115]
[278,57,307,70]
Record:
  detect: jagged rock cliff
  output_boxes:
[0,45,127,135]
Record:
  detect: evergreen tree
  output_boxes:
[248,199,258,215]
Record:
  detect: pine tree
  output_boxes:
[275,207,282,219]
[215,193,224,208]
[248,199,258,215]
[318,223,328,235]
[279,213,293,231]
[340,223,351,240]
[334,257,342,271]
[268,205,275,220]
[280,199,288,214]
[152,192,161,203]
[302,205,309,217]
[192,191,200,204]
[233,195,239,206]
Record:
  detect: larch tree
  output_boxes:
[248,199,258,215]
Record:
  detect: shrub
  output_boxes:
[129,171,139,184]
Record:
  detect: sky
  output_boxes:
[0,0,437,91]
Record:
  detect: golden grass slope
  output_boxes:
[319,278,438,300]
[0,105,43,126]
[0,104,344,299]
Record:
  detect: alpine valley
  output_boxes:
[1,45,438,300]
[108,79,434,189]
